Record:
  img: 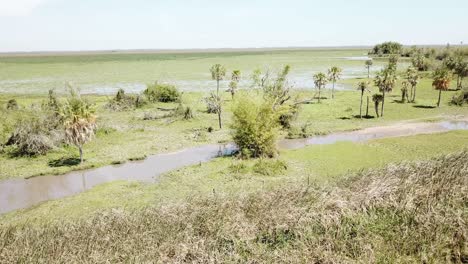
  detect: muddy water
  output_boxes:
[1,121,468,215]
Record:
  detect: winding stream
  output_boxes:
[1,120,468,214]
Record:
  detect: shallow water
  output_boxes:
[1,121,467,215]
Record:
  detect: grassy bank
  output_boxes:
[1,150,467,263]
[2,130,468,225]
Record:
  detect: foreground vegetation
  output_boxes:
[1,151,467,263]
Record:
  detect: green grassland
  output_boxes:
[2,130,467,226]
[1,75,467,179]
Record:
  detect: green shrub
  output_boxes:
[6,99,19,110]
[450,88,468,106]
[231,97,279,158]
[252,159,287,176]
[144,82,180,103]
[174,103,194,120]
[106,89,145,111]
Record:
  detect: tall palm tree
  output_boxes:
[313,72,328,103]
[210,64,226,96]
[228,70,241,99]
[61,88,97,163]
[357,81,370,119]
[372,94,384,118]
[365,59,373,78]
[432,68,452,107]
[374,66,397,117]
[327,66,342,99]
[405,66,420,102]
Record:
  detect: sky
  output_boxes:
[0,0,467,52]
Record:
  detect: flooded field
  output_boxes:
[0,49,398,94]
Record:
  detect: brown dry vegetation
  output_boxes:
[1,151,467,263]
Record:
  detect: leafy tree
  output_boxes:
[313,72,328,103]
[357,81,370,118]
[231,97,279,158]
[210,64,226,95]
[432,68,452,107]
[263,65,292,108]
[228,70,241,99]
[61,89,96,163]
[372,94,383,117]
[404,66,420,102]
[374,66,397,117]
[327,66,342,99]
[444,55,468,90]
[365,59,373,78]
[370,41,403,55]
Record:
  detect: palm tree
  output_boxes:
[365,59,373,78]
[228,70,241,99]
[327,66,342,99]
[61,88,97,163]
[372,94,384,117]
[405,66,420,102]
[357,81,370,118]
[313,72,328,103]
[210,64,226,96]
[432,68,452,107]
[374,66,397,117]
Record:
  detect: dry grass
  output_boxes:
[1,151,467,263]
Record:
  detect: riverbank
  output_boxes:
[1,79,467,180]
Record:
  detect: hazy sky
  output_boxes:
[0,0,467,52]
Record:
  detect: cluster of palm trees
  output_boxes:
[312,66,343,103]
[357,56,456,119]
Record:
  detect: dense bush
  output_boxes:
[144,82,180,103]
[6,113,64,156]
[6,99,19,110]
[231,97,279,158]
[1,152,467,263]
[369,41,403,55]
[450,88,468,106]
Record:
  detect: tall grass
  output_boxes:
[1,151,467,263]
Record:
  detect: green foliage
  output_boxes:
[252,159,287,176]
[61,89,97,162]
[369,41,403,55]
[6,99,19,110]
[144,82,180,103]
[228,70,241,98]
[106,89,145,111]
[175,103,194,120]
[42,89,61,113]
[231,97,279,158]
[450,87,468,106]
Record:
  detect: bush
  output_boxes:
[6,99,19,110]
[174,103,194,120]
[106,89,145,111]
[6,114,64,156]
[450,88,468,106]
[231,97,279,158]
[144,82,180,103]
[252,159,287,176]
